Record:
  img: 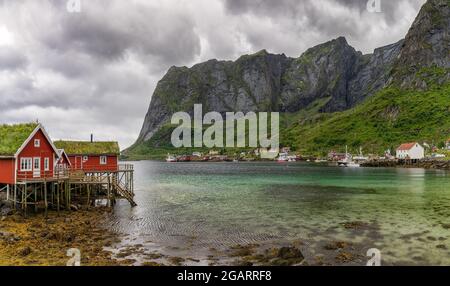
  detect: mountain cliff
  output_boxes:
[125,0,449,158]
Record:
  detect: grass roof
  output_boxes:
[54,141,120,155]
[0,123,39,156]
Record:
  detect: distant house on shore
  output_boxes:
[0,123,60,184]
[54,140,120,172]
[396,142,425,160]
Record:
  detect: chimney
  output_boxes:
[90,134,93,143]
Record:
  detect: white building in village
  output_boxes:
[396,142,425,160]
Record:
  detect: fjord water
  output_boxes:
[110,161,450,265]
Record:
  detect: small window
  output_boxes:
[83,156,88,162]
[100,156,107,165]
[44,158,50,171]
[34,139,40,147]
[20,158,32,171]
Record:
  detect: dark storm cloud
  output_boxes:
[222,0,425,48]
[42,1,201,66]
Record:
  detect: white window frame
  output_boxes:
[44,157,50,171]
[34,139,40,147]
[100,156,107,165]
[20,158,32,171]
[83,156,89,162]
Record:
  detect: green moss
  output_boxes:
[54,141,120,155]
[0,123,39,156]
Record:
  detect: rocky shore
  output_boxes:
[361,159,450,170]
[0,205,373,266]
[0,208,128,266]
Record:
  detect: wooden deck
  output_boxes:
[5,164,136,215]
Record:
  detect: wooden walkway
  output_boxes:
[4,164,136,215]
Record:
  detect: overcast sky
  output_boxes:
[0,0,426,149]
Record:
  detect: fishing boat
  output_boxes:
[338,146,360,167]
[166,154,177,162]
[353,146,369,162]
[277,153,289,162]
[287,156,297,162]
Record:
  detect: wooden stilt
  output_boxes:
[57,183,60,213]
[87,184,90,209]
[34,184,38,213]
[13,184,17,210]
[44,183,48,218]
[107,176,111,208]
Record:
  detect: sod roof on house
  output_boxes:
[54,141,120,155]
[0,123,39,156]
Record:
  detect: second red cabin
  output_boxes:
[54,140,120,172]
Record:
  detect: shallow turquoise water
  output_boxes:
[110,161,450,265]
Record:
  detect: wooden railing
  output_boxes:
[17,166,70,182]
[118,164,134,171]
[16,164,134,183]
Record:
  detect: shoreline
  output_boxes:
[121,159,450,171]
[0,208,380,266]
[0,209,126,266]
[1,207,447,266]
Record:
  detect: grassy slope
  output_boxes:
[284,82,450,156]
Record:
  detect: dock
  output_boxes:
[2,164,135,216]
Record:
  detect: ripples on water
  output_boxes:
[108,161,450,265]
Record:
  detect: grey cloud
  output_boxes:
[223,0,423,23]
[0,48,28,70]
[222,0,426,54]
[42,1,201,67]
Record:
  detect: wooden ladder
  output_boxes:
[112,179,137,207]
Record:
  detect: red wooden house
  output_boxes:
[0,123,61,184]
[54,140,120,172]
[56,149,71,168]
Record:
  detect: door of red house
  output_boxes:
[33,157,41,178]
[75,156,83,170]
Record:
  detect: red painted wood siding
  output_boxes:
[0,158,15,184]
[17,129,56,181]
[67,155,118,172]
[56,154,71,167]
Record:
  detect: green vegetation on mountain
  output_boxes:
[283,72,450,156]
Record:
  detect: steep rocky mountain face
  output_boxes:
[134,37,403,145]
[391,0,450,88]
[128,0,449,155]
